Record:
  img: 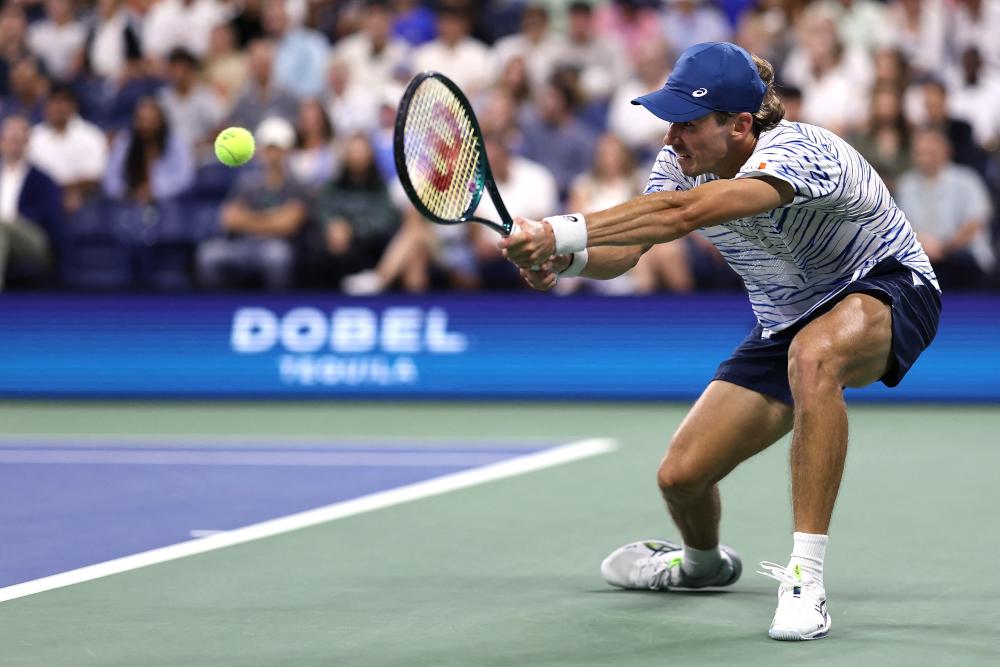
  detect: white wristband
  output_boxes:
[558,249,588,278]
[544,213,588,254]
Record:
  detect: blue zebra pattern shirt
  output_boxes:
[644,120,940,334]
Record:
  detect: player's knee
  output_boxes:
[788,338,842,396]
[656,457,707,502]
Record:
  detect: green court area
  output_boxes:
[1,402,998,666]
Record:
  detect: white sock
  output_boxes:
[788,532,828,587]
[681,543,722,578]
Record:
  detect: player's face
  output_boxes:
[664,114,733,177]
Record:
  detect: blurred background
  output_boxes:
[1,0,998,400]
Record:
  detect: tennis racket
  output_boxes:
[394,71,515,236]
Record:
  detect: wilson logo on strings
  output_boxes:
[421,102,464,192]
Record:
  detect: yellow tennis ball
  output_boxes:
[214,127,255,167]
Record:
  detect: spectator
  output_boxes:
[203,23,249,116]
[103,97,194,203]
[0,4,31,97]
[779,84,804,122]
[661,0,732,54]
[0,115,62,290]
[142,0,230,63]
[100,50,165,133]
[520,79,598,201]
[476,87,524,153]
[82,0,142,83]
[563,132,671,294]
[306,133,400,289]
[881,0,947,79]
[157,48,224,161]
[823,0,886,54]
[324,58,378,137]
[781,10,872,136]
[27,84,108,213]
[390,0,437,47]
[411,2,493,95]
[897,127,995,289]
[492,4,567,92]
[917,78,989,178]
[945,47,1000,151]
[227,38,299,132]
[608,39,672,161]
[495,55,533,111]
[27,0,87,83]
[196,116,307,291]
[593,0,663,66]
[951,0,1000,72]
[263,0,329,100]
[471,131,559,288]
[230,0,265,48]
[850,84,911,193]
[333,0,409,101]
[289,98,339,191]
[560,1,629,104]
[0,57,47,125]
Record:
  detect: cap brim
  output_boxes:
[631,88,713,123]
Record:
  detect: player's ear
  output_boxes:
[732,112,754,138]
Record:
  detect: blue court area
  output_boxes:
[0,439,549,589]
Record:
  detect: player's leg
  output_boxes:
[601,380,792,590]
[659,379,793,549]
[787,293,892,534]
[763,292,893,641]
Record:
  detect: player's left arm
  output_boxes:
[501,176,793,268]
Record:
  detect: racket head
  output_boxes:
[394,72,513,235]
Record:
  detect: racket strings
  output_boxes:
[402,78,482,220]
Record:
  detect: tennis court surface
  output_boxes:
[1,402,997,666]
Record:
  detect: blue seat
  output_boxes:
[61,202,134,289]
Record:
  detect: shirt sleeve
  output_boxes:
[734,136,843,208]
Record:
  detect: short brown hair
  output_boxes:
[712,53,785,137]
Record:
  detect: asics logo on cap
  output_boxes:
[692,88,708,98]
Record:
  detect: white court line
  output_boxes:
[0,438,616,604]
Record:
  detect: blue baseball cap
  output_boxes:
[631,42,766,122]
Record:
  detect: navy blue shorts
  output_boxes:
[713,257,941,405]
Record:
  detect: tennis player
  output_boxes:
[500,42,941,641]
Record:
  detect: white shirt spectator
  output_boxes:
[143,0,230,59]
[492,31,568,91]
[952,0,1000,71]
[782,45,873,135]
[475,156,558,225]
[28,14,86,81]
[27,116,108,186]
[332,32,409,101]
[560,33,629,102]
[945,72,1000,149]
[89,9,128,80]
[412,37,493,95]
[608,79,671,156]
[879,0,947,76]
[0,161,28,224]
[818,0,887,54]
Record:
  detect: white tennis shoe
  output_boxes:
[757,561,832,641]
[600,540,742,590]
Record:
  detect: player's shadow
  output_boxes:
[587,588,772,597]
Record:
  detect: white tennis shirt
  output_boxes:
[645,120,940,333]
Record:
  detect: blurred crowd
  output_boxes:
[1,0,998,294]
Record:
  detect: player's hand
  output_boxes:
[499,216,556,269]
[519,260,559,291]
